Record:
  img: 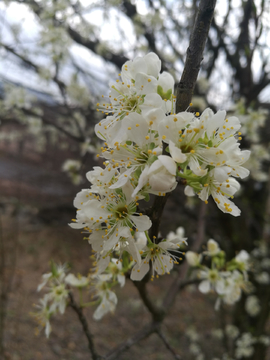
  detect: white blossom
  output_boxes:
[245,295,261,317]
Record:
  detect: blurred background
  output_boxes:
[1,0,270,359]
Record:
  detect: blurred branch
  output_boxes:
[0,215,5,357]
[21,108,85,142]
[67,27,128,69]
[156,329,182,360]
[104,322,159,360]
[9,0,129,70]
[262,168,270,243]
[121,0,168,70]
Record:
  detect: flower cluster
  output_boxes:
[32,263,71,338]
[234,99,269,182]
[186,239,251,308]
[70,52,249,287]
[33,260,128,337]
[250,240,270,285]
[187,323,270,360]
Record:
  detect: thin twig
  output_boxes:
[156,329,182,360]
[104,322,159,360]
[68,292,100,360]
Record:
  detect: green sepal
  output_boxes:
[50,260,58,277]
[188,181,202,192]
[157,85,172,100]
[142,192,150,202]
[122,251,131,270]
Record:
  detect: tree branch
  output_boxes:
[68,292,101,360]
[133,280,164,321]
[176,0,217,112]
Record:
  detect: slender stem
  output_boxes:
[68,292,101,360]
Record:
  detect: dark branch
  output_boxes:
[156,329,182,360]
[67,27,128,69]
[104,322,159,360]
[68,292,101,360]
[176,0,217,112]
[133,280,164,322]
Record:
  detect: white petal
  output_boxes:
[129,214,152,231]
[149,173,176,192]
[198,280,211,293]
[184,185,195,197]
[130,261,150,281]
[169,141,187,163]
[206,110,226,138]
[156,155,177,175]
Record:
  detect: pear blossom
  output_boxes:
[95,53,172,146]
[220,270,249,306]
[198,170,241,216]
[68,52,250,322]
[245,295,260,317]
[198,268,226,294]
[69,182,151,257]
[108,259,126,287]
[32,297,53,338]
[185,251,202,267]
[167,226,187,244]
[131,235,187,281]
[65,274,89,288]
[132,155,177,197]
[47,283,69,314]
[204,239,221,257]
[37,263,67,292]
[91,274,118,320]
[235,250,250,272]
